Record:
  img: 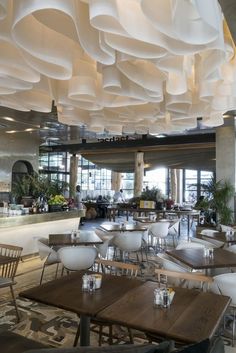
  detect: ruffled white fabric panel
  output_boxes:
[0,0,235,134]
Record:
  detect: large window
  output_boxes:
[39,152,69,183]
[78,156,112,199]
[143,168,168,195]
[121,173,134,199]
[184,169,214,203]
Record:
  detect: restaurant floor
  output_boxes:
[0,217,235,351]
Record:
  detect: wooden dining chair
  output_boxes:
[154,268,213,291]
[74,259,139,346]
[0,243,23,322]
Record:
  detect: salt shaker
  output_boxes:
[88,275,95,293]
[162,288,170,308]
[82,273,88,292]
[154,288,162,307]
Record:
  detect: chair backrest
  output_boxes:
[58,246,97,271]
[155,268,213,291]
[0,244,23,279]
[168,220,180,235]
[149,222,170,238]
[37,238,58,262]
[95,259,139,277]
[113,231,142,252]
[211,273,236,306]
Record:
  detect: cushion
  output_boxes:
[177,339,210,353]
[26,343,173,353]
[0,331,49,353]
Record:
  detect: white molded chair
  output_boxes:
[58,246,97,272]
[156,252,204,289]
[211,273,236,346]
[112,231,143,262]
[95,228,114,259]
[168,219,180,247]
[37,238,61,285]
[149,221,170,252]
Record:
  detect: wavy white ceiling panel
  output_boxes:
[0,0,234,134]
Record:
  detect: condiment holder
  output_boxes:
[82,273,102,292]
[154,287,175,309]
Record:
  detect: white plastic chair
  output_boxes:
[211,273,236,346]
[149,221,170,252]
[37,238,61,285]
[95,228,114,259]
[168,219,180,247]
[58,246,97,272]
[156,253,203,289]
[112,231,143,262]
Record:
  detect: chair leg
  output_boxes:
[108,324,113,345]
[55,263,59,280]
[98,325,103,346]
[232,308,236,347]
[39,264,46,285]
[10,284,20,323]
[127,327,134,344]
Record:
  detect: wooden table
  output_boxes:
[97,281,230,344]
[49,233,103,247]
[107,206,166,222]
[166,248,236,271]
[99,223,147,232]
[19,271,142,346]
[198,231,236,246]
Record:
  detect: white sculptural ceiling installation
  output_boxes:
[0,0,235,135]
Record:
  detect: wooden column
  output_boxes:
[111,171,122,192]
[134,152,144,197]
[70,154,78,197]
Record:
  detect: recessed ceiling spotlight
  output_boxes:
[5,130,17,133]
[25,128,34,132]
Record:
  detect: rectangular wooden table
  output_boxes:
[99,223,147,232]
[19,271,142,346]
[198,231,236,246]
[166,248,236,270]
[49,233,103,247]
[97,281,230,344]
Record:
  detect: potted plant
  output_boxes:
[48,194,67,212]
[195,177,234,226]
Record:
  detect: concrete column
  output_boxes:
[216,118,236,215]
[170,169,177,202]
[176,169,183,204]
[134,152,144,197]
[111,171,122,191]
[69,154,78,197]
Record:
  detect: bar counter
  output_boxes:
[0,209,85,256]
[0,209,85,228]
